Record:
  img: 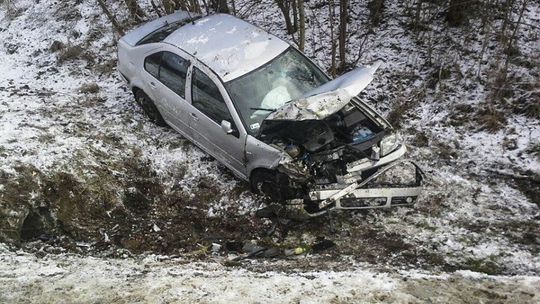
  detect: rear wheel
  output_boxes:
[134,90,168,127]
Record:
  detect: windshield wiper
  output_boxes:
[250,107,276,112]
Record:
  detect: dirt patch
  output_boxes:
[0,155,265,256]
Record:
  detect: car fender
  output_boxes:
[245,135,287,180]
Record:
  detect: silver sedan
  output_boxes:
[117,12,424,217]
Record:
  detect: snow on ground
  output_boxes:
[0,0,539,301]
[0,244,539,303]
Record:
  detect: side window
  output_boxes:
[144,52,161,78]
[192,68,234,126]
[159,52,189,98]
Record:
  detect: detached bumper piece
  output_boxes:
[301,159,425,217]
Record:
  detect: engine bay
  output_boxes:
[259,102,390,187]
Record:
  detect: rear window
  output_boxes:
[144,52,161,78]
[160,52,189,98]
[143,51,190,99]
[136,17,201,46]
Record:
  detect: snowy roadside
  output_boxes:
[0,244,538,304]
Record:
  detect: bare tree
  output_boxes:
[297,0,305,51]
[162,0,175,14]
[446,0,468,26]
[338,0,348,72]
[162,0,202,14]
[503,0,527,73]
[123,0,146,21]
[367,0,385,26]
[328,0,337,77]
[274,0,297,34]
[211,0,230,13]
[96,0,125,36]
[150,0,163,17]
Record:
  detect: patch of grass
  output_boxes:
[387,102,410,128]
[526,142,540,160]
[37,133,55,144]
[49,40,65,53]
[79,83,100,94]
[436,142,459,160]
[513,172,540,208]
[512,82,540,119]
[448,103,474,127]
[57,45,84,63]
[95,59,117,75]
[386,87,425,128]
[462,257,502,275]
[428,65,453,89]
[504,45,520,58]
[80,95,105,107]
[410,132,429,147]
[475,108,507,133]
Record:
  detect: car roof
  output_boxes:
[164,14,289,82]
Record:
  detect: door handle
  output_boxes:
[190,112,198,121]
[149,81,156,89]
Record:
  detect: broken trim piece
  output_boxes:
[346,144,407,173]
[297,160,424,218]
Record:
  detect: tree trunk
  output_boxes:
[123,0,146,22]
[97,0,125,36]
[446,0,468,26]
[292,0,298,34]
[163,0,174,14]
[297,0,305,51]
[338,0,348,72]
[275,0,296,34]
[413,0,422,32]
[211,0,230,13]
[501,0,516,36]
[329,0,337,77]
[150,0,163,17]
[504,0,527,72]
[190,0,202,13]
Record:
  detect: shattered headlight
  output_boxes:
[380,133,401,156]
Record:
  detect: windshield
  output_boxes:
[225,47,329,135]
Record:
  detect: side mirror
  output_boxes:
[220,120,234,134]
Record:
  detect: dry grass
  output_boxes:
[57,45,84,63]
[476,108,507,133]
[95,59,117,75]
[49,40,65,53]
[79,83,100,94]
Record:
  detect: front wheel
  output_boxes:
[134,90,168,127]
[250,170,292,202]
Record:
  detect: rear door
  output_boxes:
[156,50,192,135]
[142,48,193,139]
[186,66,247,178]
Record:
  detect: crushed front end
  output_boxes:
[258,96,425,218]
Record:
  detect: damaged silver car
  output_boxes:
[117,12,424,217]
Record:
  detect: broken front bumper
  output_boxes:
[298,159,425,217]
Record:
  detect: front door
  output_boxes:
[187,66,247,178]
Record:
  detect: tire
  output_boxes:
[134,90,168,127]
[250,170,290,202]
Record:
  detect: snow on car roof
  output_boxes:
[164,14,289,82]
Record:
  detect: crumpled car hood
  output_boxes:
[264,61,382,121]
